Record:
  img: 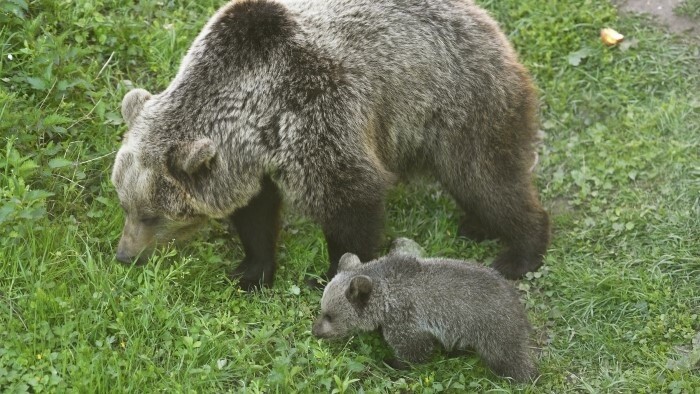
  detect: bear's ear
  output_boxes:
[345,275,372,308]
[121,88,152,128]
[170,138,217,175]
[389,237,424,257]
[339,253,362,271]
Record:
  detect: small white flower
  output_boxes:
[7,54,12,60]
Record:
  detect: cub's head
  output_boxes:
[312,254,381,339]
[111,88,218,264]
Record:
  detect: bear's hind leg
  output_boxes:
[228,175,282,290]
[438,154,549,279]
[457,184,548,279]
[458,213,498,242]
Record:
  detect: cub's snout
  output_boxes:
[311,317,329,338]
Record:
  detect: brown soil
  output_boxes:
[614,0,699,34]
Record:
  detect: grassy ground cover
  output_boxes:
[1,0,699,392]
[676,0,700,19]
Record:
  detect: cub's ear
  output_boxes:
[169,138,217,175]
[121,88,152,127]
[345,275,372,308]
[338,253,362,272]
[389,237,424,257]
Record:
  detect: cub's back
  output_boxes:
[413,259,530,348]
[418,259,522,312]
[374,257,527,327]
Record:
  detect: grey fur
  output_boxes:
[313,238,538,382]
[111,0,549,281]
[389,237,425,258]
[121,88,151,128]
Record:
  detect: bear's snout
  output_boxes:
[115,247,149,265]
[116,248,132,264]
[115,217,156,265]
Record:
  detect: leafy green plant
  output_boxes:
[0,139,52,247]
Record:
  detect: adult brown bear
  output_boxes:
[111,0,550,290]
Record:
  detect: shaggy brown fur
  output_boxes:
[111,0,550,289]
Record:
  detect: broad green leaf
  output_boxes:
[48,158,74,169]
[25,76,47,91]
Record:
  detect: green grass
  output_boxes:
[676,0,700,20]
[1,0,699,392]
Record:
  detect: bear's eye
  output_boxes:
[324,313,333,323]
[139,216,162,226]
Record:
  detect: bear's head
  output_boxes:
[312,253,382,339]
[111,88,224,264]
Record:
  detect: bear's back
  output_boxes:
[279,0,530,164]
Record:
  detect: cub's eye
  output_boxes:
[324,313,333,323]
[139,216,162,226]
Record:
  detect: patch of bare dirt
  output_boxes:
[614,0,699,34]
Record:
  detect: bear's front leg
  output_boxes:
[228,175,282,291]
[382,326,435,369]
[320,198,385,281]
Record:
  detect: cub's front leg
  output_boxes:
[382,325,435,369]
[227,175,282,291]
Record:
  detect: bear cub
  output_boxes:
[312,238,538,382]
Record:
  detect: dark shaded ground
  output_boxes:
[615,0,699,33]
